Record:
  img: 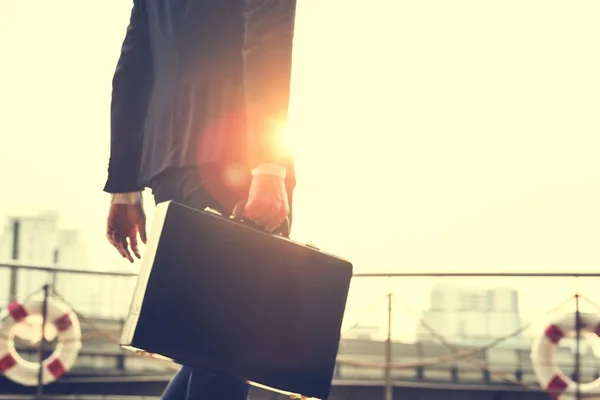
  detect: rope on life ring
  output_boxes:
[530,312,600,400]
[0,298,82,386]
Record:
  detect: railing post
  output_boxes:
[9,219,20,302]
[575,294,581,400]
[482,349,490,383]
[117,318,126,372]
[36,284,50,400]
[51,271,57,292]
[8,266,18,302]
[415,341,424,381]
[451,365,459,382]
[385,292,392,400]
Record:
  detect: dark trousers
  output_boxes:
[151,166,293,399]
[161,366,249,400]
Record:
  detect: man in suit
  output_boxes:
[102,0,297,398]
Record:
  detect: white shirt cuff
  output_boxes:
[111,192,143,205]
[251,163,287,180]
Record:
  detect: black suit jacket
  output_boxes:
[103,0,297,193]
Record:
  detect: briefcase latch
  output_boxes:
[204,207,223,216]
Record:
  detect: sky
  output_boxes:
[1,1,600,339]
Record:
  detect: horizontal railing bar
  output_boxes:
[352,272,600,277]
[17,350,131,357]
[0,262,138,277]
[3,260,600,279]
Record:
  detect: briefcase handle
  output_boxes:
[231,200,290,238]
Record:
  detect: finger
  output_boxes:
[257,209,287,232]
[138,222,147,244]
[112,231,132,262]
[106,228,118,246]
[244,201,273,225]
[264,221,281,233]
[249,214,273,229]
[272,209,290,232]
[107,225,133,261]
[118,238,134,263]
[114,241,128,259]
[248,200,286,227]
[265,214,287,233]
[130,234,141,259]
[232,201,247,218]
[114,239,128,259]
[107,232,126,258]
[262,210,285,232]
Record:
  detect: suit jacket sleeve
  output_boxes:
[242,0,297,171]
[103,0,153,193]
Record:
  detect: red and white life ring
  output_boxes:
[530,312,600,400]
[0,299,82,386]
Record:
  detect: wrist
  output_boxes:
[111,192,143,205]
[251,163,286,180]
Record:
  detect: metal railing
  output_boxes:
[342,272,600,400]
[0,262,138,320]
[1,262,599,399]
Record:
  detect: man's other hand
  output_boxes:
[244,174,289,232]
[106,204,147,263]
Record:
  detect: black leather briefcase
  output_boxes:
[120,200,353,399]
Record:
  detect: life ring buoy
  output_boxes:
[530,312,600,400]
[0,299,82,386]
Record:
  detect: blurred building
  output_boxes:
[0,210,92,267]
[0,211,135,319]
[417,282,521,344]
